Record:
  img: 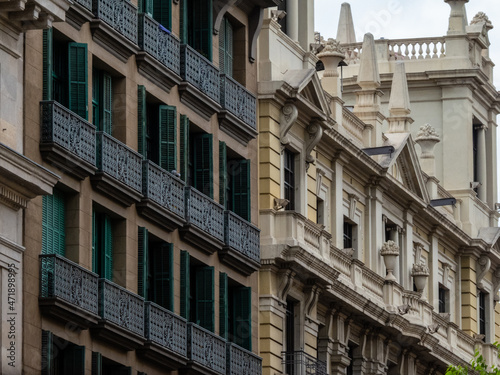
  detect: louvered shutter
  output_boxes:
[159,105,177,172]
[42,29,53,101]
[153,0,171,30]
[219,272,228,339]
[42,190,65,256]
[63,345,85,375]
[41,330,54,375]
[152,242,174,310]
[68,43,88,120]
[139,0,152,15]
[179,115,190,182]
[138,227,149,298]
[195,266,214,332]
[180,250,190,319]
[231,159,251,221]
[193,134,213,198]
[92,210,97,273]
[219,18,225,75]
[233,287,252,350]
[219,17,233,76]
[102,73,112,134]
[138,85,148,159]
[92,70,100,130]
[189,0,213,61]
[219,142,227,207]
[102,214,113,281]
[92,352,102,375]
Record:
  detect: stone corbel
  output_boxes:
[477,255,491,290]
[248,6,265,63]
[493,268,500,303]
[348,193,359,220]
[305,121,323,166]
[304,280,321,318]
[213,0,238,35]
[277,268,296,305]
[280,103,298,148]
[442,262,451,288]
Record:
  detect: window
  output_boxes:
[343,221,353,249]
[138,227,174,310]
[284,149,295,211]
[285,299,296,375]
[219,142,251,221]
[42,331,85,375]
[92,211,113,280]
[219,272,252,350]
[219,16,233,77]
[43,28,88,120]
[42,189,66,256]
[92,352,131,375]
[181,0,213,60]
[138,86,177,172]
[139,0,171,30]
[479,291,486,337]
[346,344,355,375]
[92,69,113,133]
[438,285,448,313]
[180,251,215,332]
[317,197,324,225]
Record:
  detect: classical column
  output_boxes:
[286,0,299,42]
[476,124,487,200]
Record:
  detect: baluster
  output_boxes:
[411,42,416,59]
[440,41,446,58]
[432,41,438,59]
[425,43,431,59]
[388,43,395,61]
[418,43,424,59]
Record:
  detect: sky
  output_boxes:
[314,0,500,89]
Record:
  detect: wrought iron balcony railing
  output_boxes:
[282,351,327,375]
[92,0,138,43]
[144,302,188,358]
[98,279,145,337]
[187,323,226,374]
[74,0,91,11]
[220,74,257,129]
[39,254,99,321]
[138,13,180,75]
[180,44,220,104]
[227,343,261,375]
[224,211,260,263]
[40,101,97,178]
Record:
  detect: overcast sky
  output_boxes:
[314,0,500,89]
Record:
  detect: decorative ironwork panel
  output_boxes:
[145,302,187,357]
[187,323,226,374]
[93,0,138,43]
[180,44,220,103]
[138,13,180,75]
[98,279,145,336]
[96,131,143,193]
[185,187,224,242]
[220,75,256,129]
[74,0,92,11]
[227,343,261,375]
[224,211,260,263]
[39,254,99,315]
[40,101,96,166]
[282,351,327,375]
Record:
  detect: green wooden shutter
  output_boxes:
[180,250,190,319]
[42,28,53,101]
[42,190,65,256]
[219,142,227,207]
[219,272,228,339]
[92,352,102,375]
[193,134,213,198]
[219,18,225,75]
[180,0,187,43]
[233,287,252,350]
[232,159,251,221]
[138,227,149,298]
[101,215,113,281]
[92,70,100,130]
[153,0,171,30]
[152,242,174,311]
[63,345,85,375]
[219,17,233,76]
[138,85,148,158]
[139,0,152,15]
[68,43,88,120]
[102,73,112,134]
[41,330,54,375]
[179,115,190,182]
[188,0,213,60]
[92,210,97,273]
[195,266,214,331]
[159,105,177,172]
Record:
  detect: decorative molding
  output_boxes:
[304,281,320,317]
[305,122,323,165]
[442,262,451,288]
[277,268,296,304]
[280,103,298,147]
[0,184,28,210]
[477,255,491,290]
[316,168,325,196]
[493,268,500,302]
[348,193,359,220]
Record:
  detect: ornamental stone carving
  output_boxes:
[316,38,346,78]
[380,240,399,281]
[415,124,440,160]
[471,12,493,30]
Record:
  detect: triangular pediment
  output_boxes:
[378,133,430,203]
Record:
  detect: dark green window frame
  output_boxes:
[92,69,113,134]
[182,0,213,60]
[140,0,172,30]
[192,133,213,198]
[219,16,233,77]
[92,211,113,281]
[42,189,66,256]
[42,330,85,375]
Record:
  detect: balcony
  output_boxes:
[219,74,257,144]
[180,187,225,253]
[40,101,97,180]
[137,13,181,92]
[1,0,72,30]
[89,0,139,61]
[39,254,100,329]
[91,131,143,206]
[227,343,261,375]
[137,160,186,231]
[282,351,327,375]
[179,44,222,120]
[219,211,260,275]
[140,302,188,367]
[186,323,226,375]
[91,279,145,350]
